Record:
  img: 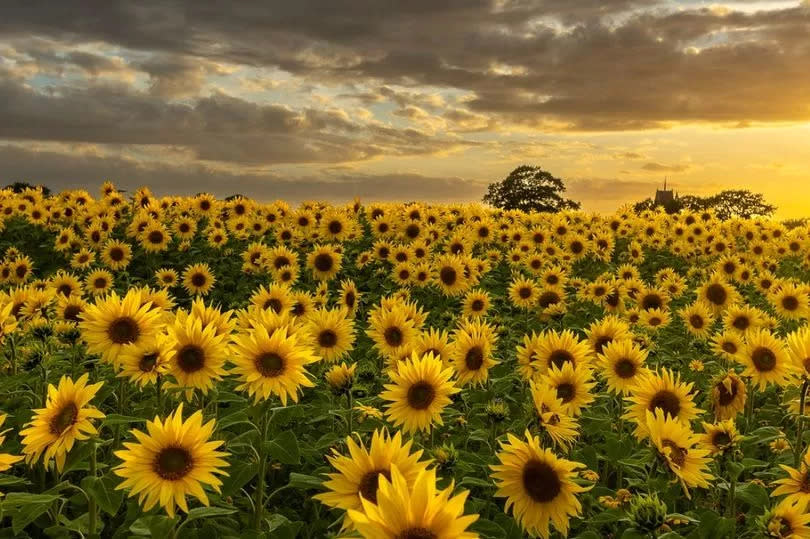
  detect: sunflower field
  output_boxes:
[1,184,810,538]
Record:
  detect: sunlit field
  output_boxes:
[2,184,810,538]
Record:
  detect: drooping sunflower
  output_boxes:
[113,404,229,518]
[596,338,649,395]
[700,419,741,456]
[314,429,430,523]
[645,409,713,494]
[450,319,499,387]
[325,361,356,395]
[380,352,460,434]
[79,289,162,366]
[491,430,590,539]
[737,329,795,390]
[530,380,580,451]
[624,368,702,440]
[305,308,355,362]
[19,373,105,472]
[307,244,342,281]
[166,314,230,396]
[182,263,215,296]
[117,333,175,387]
[541,363,596,418]
[348,465,478,539]
[711,371,747,420]
[230,324,318,404]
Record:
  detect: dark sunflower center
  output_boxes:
[538,291,560,308]
[751,347,776,372]
[155,447,193,480]
[405,224,420,238]
[519,287,532,299]
[721,341,738,354]
[716,379,738,406]
[439,267,457,286]
[556,383,575,403]
[384,326,403,347]
[139,352,159,372]
[49,403,79,435]
[328,221,342,234]
[345,291,356,308]
[191,273,207,288]
[57,284,73,296]
[733,316,749,330]
[661,440,687,467]
[689,314,705,329]
[274,256,290,269]
[570,241,584,254]
[407,381,436,410]
[642,295,662,310]
[783,296,800,311]
[63,305,82,321]
[108,317,140,344]
[615,358,636,378]
[712,431,732,448]
[465,346,484,370]
[649,390,681,417]
[594,336,612,355]
[471,299,484,311]
[255,352,285,377]
[177,345,206,373]
[397,528,437,539]
[358,469,391,504]
[147,231,164,244]
[314,253,333,272]
[110,248,124,261]
[549,349,574,370]
[318,329,338,348]
[705,283,727,305]
[94,277,108,289]
[15,265,27,278]
[522,459,561,503]
[264,298,283,313]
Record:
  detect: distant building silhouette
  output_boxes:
[654,178,676,205]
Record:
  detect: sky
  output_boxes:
[1,0,809,216]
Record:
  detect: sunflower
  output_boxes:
[182,263,215,296]
[697,273,740,314]
[367,305,418,360]
[0,414,23,472]
[380,351,460,434]
[231,324,318,404]
[541,363,595,418]
[433,254,468,296]
[85,269,114,296]
[70,248,95,270]
[101,239,132,270]
[315,429,430,523]
[679,302,714,339]
[596,338,650,395]
[348,465,478,539]
[789,327,810,378]
[645,410,713,494]
[723,304,765,336]
[624,368,702,439]
[250,284,292,314]
[307,244,342,281]
[639,307,671,331]
[712,330,745,362]
[117,333,175,387]
[772,449,810,509]
[113,404,229,518]
[325,362,356,395]
[737,329,795,390]
[509,277,540,309]
[761,499,810,539]
[491,430,590,539]
[305,308,355,362]
[19,373,105,472]
[79,289,162,366]
[413,327,452,368]
[139,222,170,253]
[166,314,230,396]
[585,315,633,356]
[529,329,593,377]
[530,380,580,451]
[462,289,491,318]
[771,283,810,321]
[49,272,82,299]
[700,419,741,456]
[450,319,499,387]
[711,371,747,420]
[338,280,360,317]
[154,268,178,288]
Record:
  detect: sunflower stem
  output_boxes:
[8,334,17,376]
[88,438,98,538]
[346,390,353,435]
[155,374,163,416]
[795,378,809,466]
[726,464,736,519]
[253,402,271,531]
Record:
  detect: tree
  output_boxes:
[706,189,776,220]
[483,165,580,213]
[4,181,51,196]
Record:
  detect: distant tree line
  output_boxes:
[633,189,777,220]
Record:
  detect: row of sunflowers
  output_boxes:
[0,183,809,538]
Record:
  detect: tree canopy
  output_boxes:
[634,189,776,220]
[483,165,580,213]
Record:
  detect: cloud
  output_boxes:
[641,162,691,172]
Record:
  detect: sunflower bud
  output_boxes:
[486,399,508,423]
[628,493,667,533]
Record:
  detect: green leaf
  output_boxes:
[83,473,124,516]
[183,506,237,524]
[3,493,61,535]
[287,473,322,490]
[457,476,493,489]
[266,430,300,465]
[735,482,769,513]
[103,414,148,427]
[221,462,258,497]
[0,474,29,487]
[130,515,178,536]
[266,513,303,539]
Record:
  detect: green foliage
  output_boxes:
[483,165,581,213]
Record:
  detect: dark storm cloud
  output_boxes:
[0,143,487,202]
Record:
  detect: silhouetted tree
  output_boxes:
[707,190,776,220]
[4,181,51,196]
[483,166,580,213]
